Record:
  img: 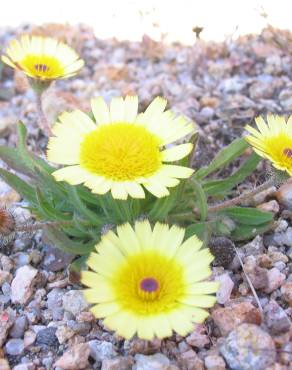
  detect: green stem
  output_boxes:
[205,179,275,213]
[35,90,52,136]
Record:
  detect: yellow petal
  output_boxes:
[175,235,203,265]
[86,252,120,277]
[153,315,173,338]
[91,97,110,124]
[143,182,169,198]
[186,281,219,295]
[144,97,167,117]
[83,286,114,303]
[134,220,152,248]
[161,143,193,162]
[179,294,217,307]
[111,182,128,200]
[110,97,125,122]
[91,302,120,318]
[167,308,194,336]
[124,182,145,199]
[104,311,138,339]
[160,165,194,178]
[116,223,141,255]
[124,96,138,122]
[137,317,156,340]
[52,165,90,185]
[191,307,210,323]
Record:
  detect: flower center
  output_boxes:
[80,123,162,181]
[20,55,65,79]
[283,148,292,159]
[113,251,185,314]
[34,63,49,72]
[140,277,159,293]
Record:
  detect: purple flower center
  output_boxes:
[34,64,49,72]
[283,148,292,159]
[140,277,159,292]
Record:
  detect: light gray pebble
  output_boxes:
[5,338,25,355]
[9,316,27,339]
[88,340,117,362]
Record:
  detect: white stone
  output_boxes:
[216,273,234,304]
[11,265,38,304]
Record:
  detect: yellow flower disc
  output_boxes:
[245,115,292,176]
[47,96,196,199]
[81,220,218,340]
[80,123,162,181]
[2,35,84,81]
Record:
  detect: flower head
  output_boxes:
[245,115,292,176]
[2,35,84,81]
[81,220,218,340]
[47,96,195,199]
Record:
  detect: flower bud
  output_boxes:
[0,207,15,236]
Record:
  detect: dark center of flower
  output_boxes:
[283,148,292,159]
[140,277,159,293]
[34,64,49,72]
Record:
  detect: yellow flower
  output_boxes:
[2,35,84,81]
[245,115,292,176]
[81,220,218,340]
[47,96,195,199]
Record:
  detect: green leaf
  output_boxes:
[191,179,208,221]
[194,138,249,180]
[148,186,180,221]
[203,152,261,196]
[0,146,34,177]
[185,222,208,239]
[185,221,213,246]
[70,255,89,272]
[34,167,67,200]
[67,187,105,226]
[44,225,95,255]
[0,168,36,203]
[231,222,273,241]
[221,206,273,225]
[36,188,72,221]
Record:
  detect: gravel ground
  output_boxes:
[0,24,292,370]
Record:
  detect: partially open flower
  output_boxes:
[2,35,84,83]
[47,96,195,199]
[81,220,218,340]
[0,207,15,236]
[245,115,292,176]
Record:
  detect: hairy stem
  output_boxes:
[194,179,275,215]
[15,220,74,233]
[35,91,52,136]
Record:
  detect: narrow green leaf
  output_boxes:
[0,168,36,203]
[17,122,55,174]
[221,206,273,225]
[185,221,213,246]
[0,146,34,176]
[44,225,95,255]
[194,138,249,180]
[36,188,72,221]
[203,152,261,196]
[191,179,208,221]
[231,222,273,241]
[67,187,105,226]
[185,222,208,239]
[148,186,180,221]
